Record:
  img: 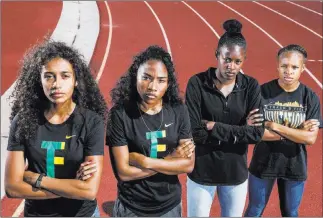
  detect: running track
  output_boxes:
[1,2,322,217]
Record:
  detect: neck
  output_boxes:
[138,100,163,115]
[47,99,75,117]
[215,69,236,86]
[278,79,300,92]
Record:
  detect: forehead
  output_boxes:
[138,59,168,76]
[219,45,245,58]
[279,51,304,63]
[42,58,73,71]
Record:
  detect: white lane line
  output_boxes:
[8,2,101,217]
[144,1,172,57]
[96,2,113,82]
[287,1,322,16]
[181,1,220,39]
[181,2,245,74]
[308,60,323,62]
[12,200,25,217]
[253,1,322,39]
[217,1,322,89]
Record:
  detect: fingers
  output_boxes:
[309,126,319,132]
[302,120,320,131]
[180,140,195,158]
[76,161,97,181]
[247,108,259,117]
[247,113,264,126]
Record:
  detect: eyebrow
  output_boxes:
[44,71,72,74]
[143,72,168,79]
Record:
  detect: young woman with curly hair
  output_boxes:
[106,45,195,217]
[4,40,108,217]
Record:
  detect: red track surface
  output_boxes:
[0,2,63,217]
[1,2,322,217]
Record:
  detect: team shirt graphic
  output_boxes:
[41,140,65,177]
[146,130,166,158]
[263,101,306,129]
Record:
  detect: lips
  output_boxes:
[225,71,235,76]
[50,92,64,97]
[145,93,157,99]
[284,77,294,82]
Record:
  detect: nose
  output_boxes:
[227,61,234,70]
[285,67,294,75]
[52,76,62,88]
[148,79,158,91]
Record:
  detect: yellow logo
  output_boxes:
[66,135,76,139]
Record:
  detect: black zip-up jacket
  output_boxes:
[185,67,264,185]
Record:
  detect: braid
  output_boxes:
[277,44,307,61]
[216,19,246,55]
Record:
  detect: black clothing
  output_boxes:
[106,103,191,216]
[249,79,322,180]
[185,67,264,185]
[7,106,104,217]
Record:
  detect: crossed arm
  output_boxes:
[247,109,320,144]
[111,138,195,182]
[5,152,103,200]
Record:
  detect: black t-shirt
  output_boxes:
[7,106,105,217]
[106,103,192,217]
[249,79,322,180]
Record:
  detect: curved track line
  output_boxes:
[253,1,322,39]
[287,1,322,16]
[181,1,220,39]
[12,200,24,217]
[10,2,104,217]
[144,1,172,57]
[96,2,113,82]
[217,1,322,89]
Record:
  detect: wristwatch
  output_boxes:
[34,173,46,189]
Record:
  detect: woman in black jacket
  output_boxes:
[185,19,264,217]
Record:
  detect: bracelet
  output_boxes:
[34,173,46,189]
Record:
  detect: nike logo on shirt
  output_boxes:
[66,135,76,139]
[165,123,173,128]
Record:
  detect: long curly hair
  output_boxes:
[110,45,183,108]
[9,40,108,144]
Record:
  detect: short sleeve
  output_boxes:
[106,107,128,147]
[84,114,105,156]
[7,115,25,151]
[306,90,322,121]
[179,105,193,140]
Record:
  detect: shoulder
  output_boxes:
[260,79,277,92]
[300,83,320,102]
[76,107,104,126]
[240,73,259,87]
[167,103,186,112]
[165,103,188,119]
[188,68,211,86]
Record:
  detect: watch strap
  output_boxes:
[34,173,45,189]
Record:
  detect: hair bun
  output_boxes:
[223,19,242,34]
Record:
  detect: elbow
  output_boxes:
[305,138,316,145]
[5,184,21,199]
[80,188,98,201]
[117,172,132,182]
[184,159,195,174]
[84,191,97,201]
[185,165,194,174]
